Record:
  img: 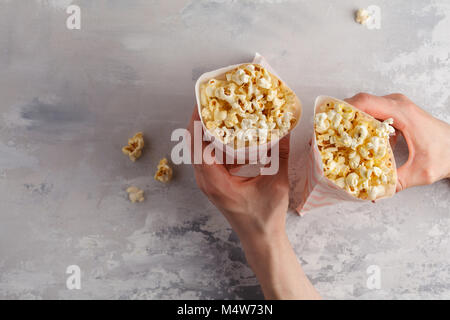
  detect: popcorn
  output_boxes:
[214,109,227,122]
[377,118,396,137]
[199,64,299,147]
[345,172,360,196]
[154,158,173,183]
[201,108,212,120]
[342,106,356,120]
[227,68,250,85]
[354,124,369,147]
[215,127,235,144]
[257,77,272,89]
[346,172,359,188]
[335,177,346,189]
[122,132,144,162]
[315,100,396,200]
[331,112,342,129]
[355,9,370,25]
[314,112,330,133]
[368,185,385,201]
[373,166,382,177]
[126,186,144,203]
[267,89,277,101]
[349,151,361,169]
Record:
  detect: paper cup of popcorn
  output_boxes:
[194,53,302,163]
[297,96,397,215]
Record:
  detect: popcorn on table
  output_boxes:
[355,8,370,25]
[126,186,144,203]
[154,158,173,183]
[199,64,298,147]
[122,132,144,162]
[314,101,396,200]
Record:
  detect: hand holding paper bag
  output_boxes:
[187,107,320,299]
[195,53,302,161]
[345,93,450,192]
[297,96,397,214]
[298,93,450,214]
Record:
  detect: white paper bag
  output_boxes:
[297,96,397,215]
[194,53,302,165]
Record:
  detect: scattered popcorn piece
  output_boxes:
[355,8,370,25]
[199,64,300,147]
[126,186,144,203]
[122,132,144,162]
[315,100,396,200]
[154,158,173,183]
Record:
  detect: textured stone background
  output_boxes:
[0,0,449,299]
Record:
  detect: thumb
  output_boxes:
[344,93,407,132]
[393,126,418,192]
[396,163,411,192]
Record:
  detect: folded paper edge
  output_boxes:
[194,53,302,158]
[313,95,398,200]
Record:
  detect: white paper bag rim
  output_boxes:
[194,53,302,158]
[312,95,397,201]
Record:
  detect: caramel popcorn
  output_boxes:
[199,64,301,147]
[122,132,144,162]
[314,100,396,200]
[154,158,173,183]
[126,186,144,203]
[356,8,370,25]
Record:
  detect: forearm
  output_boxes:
[241,231,321,300]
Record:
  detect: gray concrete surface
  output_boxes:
[0,0,449,299]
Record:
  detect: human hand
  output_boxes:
[187,107,290,245]
[187,107,320,299]
[345,93,450,192]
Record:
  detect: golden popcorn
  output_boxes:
[122,132,144,162]
[199,64,301,147]
[314,100,396,200]
[126,186,144,203]
[356,8,370,25]
[154,158,173,183]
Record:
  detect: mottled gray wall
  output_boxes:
[0,0,449,299]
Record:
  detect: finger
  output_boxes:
[396,164,410,192]
[393,124,418,192]
[225,163,245,171]
[396,162,435,192]
[278,133,291,173]
[396,164,431,192]
[389,129,399,149]
[344,95,417,192]
[344,93,406,131]
[187,106,206,163]
[187,106,203,149]
[187,106,205,143]
[187,106,230,179]
[278,133,291,159]
[394,137,420,193]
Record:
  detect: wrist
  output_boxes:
[237,221,321,300]
[234,222,287,255]
[241,230,290,273]
[224,207,287,248]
